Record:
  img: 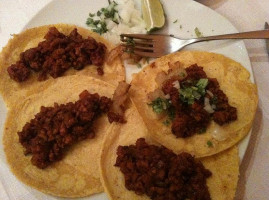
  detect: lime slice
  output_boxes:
[141,0,165,32]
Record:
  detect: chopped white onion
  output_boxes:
[211,123,229,141]
[172,81,180,89]
[206,90,214,97]
[102,0,146,44]
[204,97,215,113]
[165,94,171,99]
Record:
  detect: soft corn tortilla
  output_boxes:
[0,24,125,107]
[100,102,239,200]
[3,75,116,197]
[129,51,258,157]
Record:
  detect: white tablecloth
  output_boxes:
[0,0,268,199]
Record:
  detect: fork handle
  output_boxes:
[195,30,269,42]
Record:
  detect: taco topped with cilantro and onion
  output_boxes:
[130,51,258,157]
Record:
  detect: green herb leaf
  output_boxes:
[167,107,176,120]
[196,78,208,89]
[210,95,218,105]
[173,19,178,23]
[126,37,135,46]
[86,0,118,35]
[149,97,171,114]
[207,140,213,147]
[179,78,208,105]
[194,27,203,38]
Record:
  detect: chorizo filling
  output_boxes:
[115,138,212,200]
[8,27,106,82]
[18,90,112,169]
[149,64,237,138]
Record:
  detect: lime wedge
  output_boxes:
[141,0,165,32]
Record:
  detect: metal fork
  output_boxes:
[120,30,269,57]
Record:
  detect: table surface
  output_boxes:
[0,0,268,199]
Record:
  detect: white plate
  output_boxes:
[0,0,253,199]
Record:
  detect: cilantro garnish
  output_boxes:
[149,97,171,114]
[167,107,175,120]
[150,98,170,114]
[126,37,135,46]
[194,27,203,38]
[207,140,213,147]
[210,95,218,105]
[180,78,208,105]
[86,1,119,35]
[173,19,178,23]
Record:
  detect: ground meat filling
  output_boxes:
[7,27,107,82]
[18,90,112,169]
[115,138,212,200]
[161,64,237,138]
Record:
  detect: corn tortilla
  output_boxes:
[0,24,125,108]
[129,51,258,157]
[100,102,239,200]
[3,75,116,197]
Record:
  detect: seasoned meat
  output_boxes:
[18,90,112,169]
[159,64,237,138]
[8,27,107,82]
[115,138,212,200]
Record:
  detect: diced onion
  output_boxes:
[206,90,214,97]
[204,97,215,113]
[172,81,180,89]
[165,94,171,99]
[211,123,229,141]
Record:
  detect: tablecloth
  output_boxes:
[0,0,268,199]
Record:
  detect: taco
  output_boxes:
[129,51,258,157]
[3,75,119,197]
[0,24,125,107]
[100,102,239,200]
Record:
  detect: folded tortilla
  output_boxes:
[3,75,116,197]
[100,102,239,200]
[0,24,125,108]
[129,51,258,157]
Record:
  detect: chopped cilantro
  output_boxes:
[126,37,135,46]
[167,106,176,120]
[163,119,171,126]
[179,78,208,105]
[207,140,213,147]
[86,1,119,35]
[210,95,218,105]
[180,25,182,29]
[173,19,178,23]
[196,78,208,89]
[149,97,171,114]
[194,27,203,38]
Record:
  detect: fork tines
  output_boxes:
[120,34,155,57]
